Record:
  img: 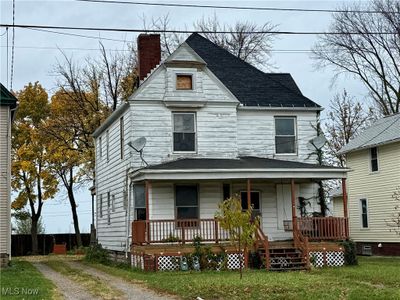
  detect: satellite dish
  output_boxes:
[307,135,327,150]
[128,137,148,167]
[129,137,146,152]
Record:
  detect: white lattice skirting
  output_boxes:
[309,251,344,267]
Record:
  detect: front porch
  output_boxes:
[129,157,350,271]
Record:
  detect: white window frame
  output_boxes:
[120,117,124,160]
[172,112,197,153]
[99,137,103,158]
[106,130,110,162]
[174,184,199,221]
[99,194,103,218]
[369,147,379,173]
[274,116,297,155]
[359,198,369,229]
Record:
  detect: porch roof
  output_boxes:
[131,157,349,182]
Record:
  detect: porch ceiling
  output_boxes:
[130,157,349,182]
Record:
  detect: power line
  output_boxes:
[27,27,130,42]
[1,45,332,53]
[1,23,398,35]
[75,0,400,14]
[10,0,15,90]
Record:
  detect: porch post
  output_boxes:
[247,179,251,210]
[291,179,297,232]
[342,178,348,218]
[342,178,349,239]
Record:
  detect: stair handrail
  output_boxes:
[256,226,270,270]
[293,227,310,270]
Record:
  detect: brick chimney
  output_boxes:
[137,34,161,81]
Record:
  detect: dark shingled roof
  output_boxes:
[0,83,17,109]
[146,157,342,170]
[185,33,320,108]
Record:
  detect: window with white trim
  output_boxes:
[173,112,196,152]
[360,198,368,228]
[134,185,146,221]
[106,130,110,162]
[240,191,261,219]
[175,185,198,220]
[99,194,103,218]
[275,117,296,154]
[120,117,124,159]
[99,137,103,158]
[370,147,378,172]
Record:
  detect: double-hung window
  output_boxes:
[360,199,369,228]
[275,117,296,154]
[370,147,378,172]
[173,112,196,152]
[175,185,198,221]
[134,185,146,221]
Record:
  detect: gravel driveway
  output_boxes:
[66,261,177,300]
[34,263,100,300]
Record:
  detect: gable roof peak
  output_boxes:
[184,33,320,108]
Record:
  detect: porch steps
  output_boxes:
[259,247,307,271]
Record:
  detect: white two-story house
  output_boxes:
[93,33,349,270]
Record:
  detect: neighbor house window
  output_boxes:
[107,192,111,225]
[134,185,146,221]
[275,117,296,154]
[99,137,103,158]
[175,185,198,220]
[173,112,196,152]
[106,130,110,162]
[120,117,124,159]
[360,199,368,228]
[176,74,193,90]
[112,195,115,212]
[370,147,378,172]
[240,191,261,218]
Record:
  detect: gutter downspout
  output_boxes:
[125,169,134,258]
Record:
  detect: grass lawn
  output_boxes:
[86,256,400,300]
[0,260,60,300]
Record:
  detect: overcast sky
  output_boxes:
[1,0,368,233]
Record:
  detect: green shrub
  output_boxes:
[340,240,358,265]
[84,244,110,264]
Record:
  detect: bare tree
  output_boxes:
[386,186,400,235]
[98,42,137,111]
[145,14,277,68]
[313,0,400,116]
[195,14,277,68]
[324,90,375,167]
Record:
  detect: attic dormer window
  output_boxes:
[176,74,193,90]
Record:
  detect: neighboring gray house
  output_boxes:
[339,114,400,256]
[93,34,349,270]
[0,83,17,268]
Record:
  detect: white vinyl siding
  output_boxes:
[347,142,400,243]
[0,107,11,257]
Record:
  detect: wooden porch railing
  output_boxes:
[297,217,348,241]
[293,226,310,270]
[255,226,270,270]
[132,219,231,245]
